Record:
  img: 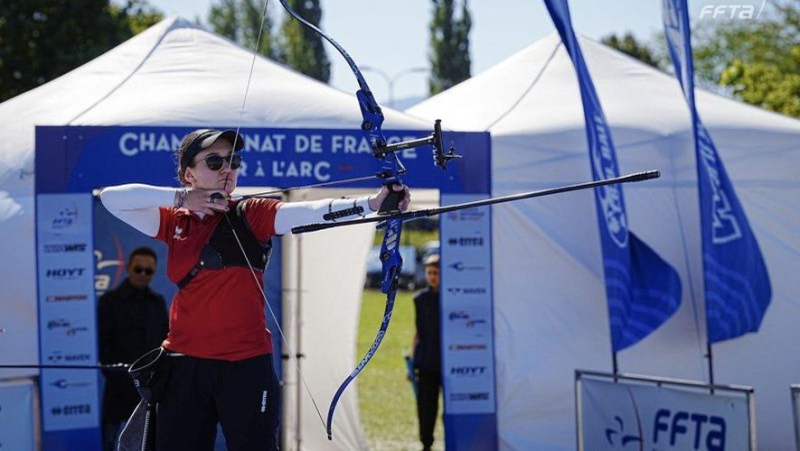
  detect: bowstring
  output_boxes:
[225,0,327,431]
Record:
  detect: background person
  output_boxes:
[97,246,169,451]
[411,253,442,451]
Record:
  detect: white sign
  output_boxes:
[37,193,100,431]
[580,376,752,451]
[441,194,495,415]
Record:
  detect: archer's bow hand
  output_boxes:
[369,184,411,215]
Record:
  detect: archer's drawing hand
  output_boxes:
[183,188,230,216]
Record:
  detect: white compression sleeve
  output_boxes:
[99,184,178,237]
[273,196,372,235]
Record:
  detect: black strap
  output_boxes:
[177,200,272,290]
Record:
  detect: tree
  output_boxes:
[278,0,330,83]
[208,0,277,59]
[692,0,798,116]
[0,0,161,102]
[428,0,472,95]
[601,32,661,69]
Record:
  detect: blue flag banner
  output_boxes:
[663,0,771,343]
[545,0,682,352]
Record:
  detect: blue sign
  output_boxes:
[545,0,682,352]
[35,126,490,195]
[663,0,771,343]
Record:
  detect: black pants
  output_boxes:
[416,369,442,450]
[156,353,281,451]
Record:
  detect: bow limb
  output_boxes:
[278,0,406,440]
[326,218,403,439]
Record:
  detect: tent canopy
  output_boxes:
[409,32,800,450]
[0,16,437,450]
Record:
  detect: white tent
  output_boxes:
[0,17,434,450]
[408,32,800,450]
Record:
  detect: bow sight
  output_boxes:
[373,119,462,170]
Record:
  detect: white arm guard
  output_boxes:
[274,196,372,235]
[99,184,177,237]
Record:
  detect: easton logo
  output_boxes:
[43,243,87,253]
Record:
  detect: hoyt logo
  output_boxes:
[45,267,86,280]
[450,366,487,377]
[447,237,484,247]
[51,404,91,416]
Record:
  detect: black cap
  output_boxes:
[179,129,244,171]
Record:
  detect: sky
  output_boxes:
[140,0,767,107]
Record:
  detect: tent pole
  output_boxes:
[706,342,715,394]
[295,234,304,450]
[612,352,618,381]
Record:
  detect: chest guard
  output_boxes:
[177,201,272,289]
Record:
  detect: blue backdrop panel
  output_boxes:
[36,124,493,450]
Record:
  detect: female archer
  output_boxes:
[100,128,409,450]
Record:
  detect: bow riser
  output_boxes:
[379,219,403,294]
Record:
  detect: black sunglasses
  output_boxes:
[133,266,155,276]
[195,154,242,171]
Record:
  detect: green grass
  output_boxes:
[357,288,445,450]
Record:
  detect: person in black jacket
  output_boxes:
[97,246,169,451]
[411,253,442,451]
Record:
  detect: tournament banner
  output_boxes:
[662,0,771,343]
[36,193,101,448]
[440,195,498,449]
[545,0,682,351]
[577,372,754,450]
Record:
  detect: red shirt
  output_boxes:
[156,198,282,361]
